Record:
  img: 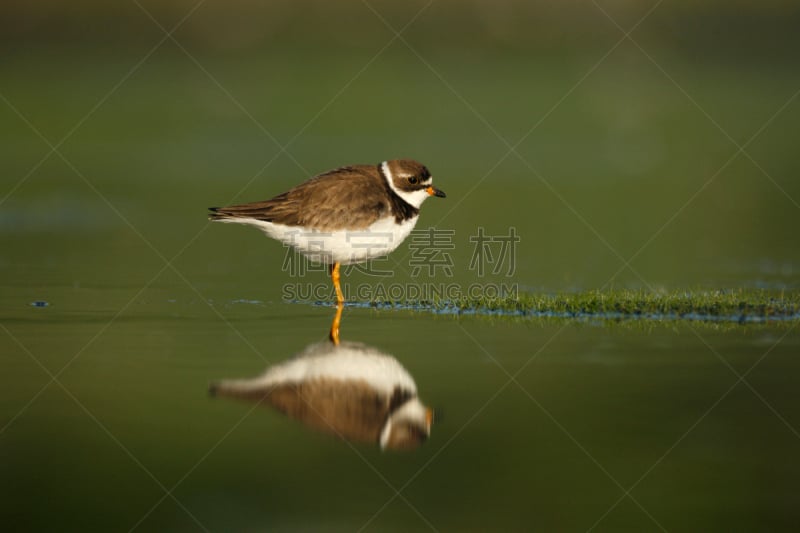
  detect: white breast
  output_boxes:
[216,342,418,397]
[218,215,419,265]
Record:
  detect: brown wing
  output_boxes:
[209,165,391,231]
[210,377,393,444]
[266,379,391,444]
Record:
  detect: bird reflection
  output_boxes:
[210,341,433,450]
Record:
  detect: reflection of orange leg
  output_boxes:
[329,301,343,345]
[330,262,344,304]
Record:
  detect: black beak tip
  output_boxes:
[435,188,447,198]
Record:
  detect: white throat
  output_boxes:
[381,161,430,209]
[379,397,428,449]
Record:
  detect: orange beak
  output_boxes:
[425,408,434,429]
[426,186,446,198]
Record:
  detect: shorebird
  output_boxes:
[209,159,445,343]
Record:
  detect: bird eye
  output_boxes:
[408,176,418,184]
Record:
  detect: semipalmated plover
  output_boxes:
[209,159,446,306]
[210,341,433,450]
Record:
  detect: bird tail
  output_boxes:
[208,206,246,222]
[208,379,276,402]
[208,207,227,221]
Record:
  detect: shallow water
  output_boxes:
[3,29,800,531]
[3,289,800,531]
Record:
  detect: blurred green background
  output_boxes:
[2,0,799,292]
[2,1,800,531]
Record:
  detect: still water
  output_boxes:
[3,288,799,531]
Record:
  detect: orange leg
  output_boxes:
[329,301,343,345]
[330,262,344,304]
[329,262,344,345]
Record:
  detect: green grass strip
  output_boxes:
[439,289,800,322]
[333,289,798,324]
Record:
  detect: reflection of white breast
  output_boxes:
[210,340,431,451]
[239,342,417,396]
